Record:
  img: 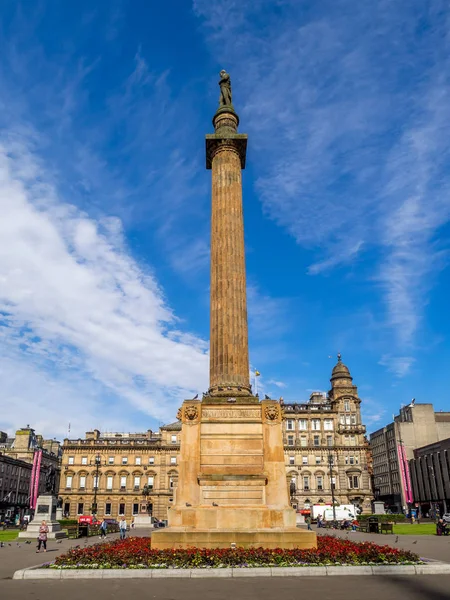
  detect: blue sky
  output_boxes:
[1,0,449,439]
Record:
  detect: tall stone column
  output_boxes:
[206,108,251,397]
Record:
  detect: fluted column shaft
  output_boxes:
[206,110,251,397]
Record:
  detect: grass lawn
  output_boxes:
[393,523,436,536]
[0,530,19,541]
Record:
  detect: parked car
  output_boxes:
[442,513,450,523]
[78,515,101,526]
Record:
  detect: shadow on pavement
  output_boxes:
[387,575,450,600]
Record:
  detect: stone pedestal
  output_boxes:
[134,515,153,528]
[18,495,66,539]
[152,400,316,549]
[373,501,386,515]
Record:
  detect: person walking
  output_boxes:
[119,517,127,540]
[306,515,312,531]
[36,520,49,553]
[99,518,107,539]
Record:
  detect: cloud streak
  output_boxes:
[194,0,450,374]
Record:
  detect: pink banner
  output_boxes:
[398,444,413,504]
[29,452,37,507]
[30,450,42,510]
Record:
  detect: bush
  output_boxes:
[50,535,421,569]
[58,519,78,527]
[359,514,406,523]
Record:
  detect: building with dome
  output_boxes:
[282,355,373,515]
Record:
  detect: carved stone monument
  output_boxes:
[152,72,316,549]
[18,494,66,539]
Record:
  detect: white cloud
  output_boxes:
[378,355,415,378]
[267,379,287,389]
[0,134,208,438]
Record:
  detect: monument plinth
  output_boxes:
[18,495,66,539]
[152,72,316,549]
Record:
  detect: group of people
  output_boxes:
[310,514,358,531]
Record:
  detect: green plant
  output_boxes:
[359,514,406,523]
[58,519,78,526]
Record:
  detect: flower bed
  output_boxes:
[49,536,421,569]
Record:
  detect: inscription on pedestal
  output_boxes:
[202,408,260,420]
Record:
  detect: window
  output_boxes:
[299,419,307,431]
[324,419,333,431]
[313,435,320,447]
[133,503,139,515]
[66,476,73,489]
[122,457,128,465]
[134,476,140,490]
[312,419,321,431]
[171,435,177,444]
[148,476,154,489]
[81,456,87,465]
[303,476,310,491]
[344,400,350,412]
[149,457,154,465]
[286,419,294,431]
[77,502,84,515]
[326,436,333,447]
[315,456,321,465]
[169,477,174,488]
[120,476,127,490]
[317,476,323,491]
[105,503,111,516]
[340,415,346,424]
[302,456,308,465]
[289,456,295,465]
[300,436,307,447]
[170,456,177,465]
[350,435,356,446]
[93,476,99,489]
[287,435,294,446]
[79,475,86,489]
[345,415,351,425]
[331,476,336,490]
[68,457,74,465]
[135,457,141,465]
[107,476,113,490]
[119,503,125,515]
[108,456,114,465]
[351,414,356,425]
[64,502,70,516]
[349,475,359,489]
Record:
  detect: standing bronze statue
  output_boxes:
[218,70,232,107]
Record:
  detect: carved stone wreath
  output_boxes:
[264,405,279,421]
[184,405,199,421]
[176,407,182,421]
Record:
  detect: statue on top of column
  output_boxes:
[218,70,232,107]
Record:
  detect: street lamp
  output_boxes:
[90,454,105,516]
[327,449,337,523]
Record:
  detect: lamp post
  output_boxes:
[90,454,104,517]
[327,449,337,523]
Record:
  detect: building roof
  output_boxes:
[161,421,182,431]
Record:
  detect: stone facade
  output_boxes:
[0,427,61,522]
[59,424,180,521]
[282,356,372,514]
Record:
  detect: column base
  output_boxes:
[151,527,317,550]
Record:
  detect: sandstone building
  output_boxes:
[282,355,372,515]
[0,427,61,522]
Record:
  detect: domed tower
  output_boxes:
[328,353,359,402]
